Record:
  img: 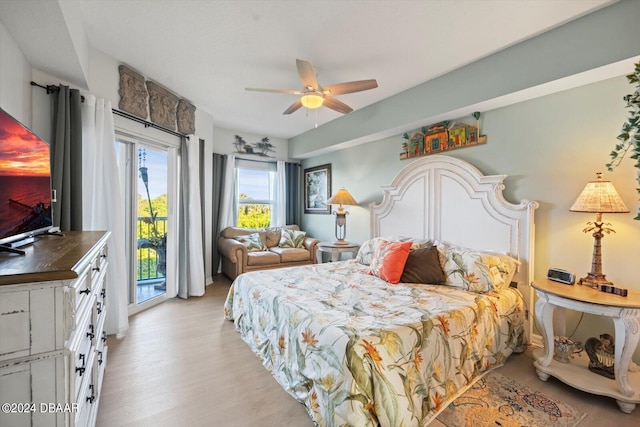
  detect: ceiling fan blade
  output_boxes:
[296,59,319,90]
[283,99,303,115]
[322,79,378,95]
[322,96,353,114]
[245,88,303,95]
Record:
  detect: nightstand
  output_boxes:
[316,242,359,263]
[531,278,640,413]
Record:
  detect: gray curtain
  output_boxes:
[51,85,83,230]
[285,162,301,225]
[211,153,227,274]
[177,135,205,298]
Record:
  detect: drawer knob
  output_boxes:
[98,350,103,365]
[76,353,86,375]
[86,384,95,404]
[87,324,95,340]
[101,288,106,298]
[79,288,90,295]
[102,331,107,344]
[97,301,102,314]
[92,267,101,272]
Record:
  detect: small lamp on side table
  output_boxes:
[570,173,629,287]
[327,188,357,245]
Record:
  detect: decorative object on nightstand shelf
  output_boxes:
[570,173,629,288]
[585,334,616,379]
[553,336,583,363]
[327,188,357,245]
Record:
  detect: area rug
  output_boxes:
[436,371,586,427]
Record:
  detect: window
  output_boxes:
[236,160,276,228]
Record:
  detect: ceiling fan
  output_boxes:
[246,59,378,115]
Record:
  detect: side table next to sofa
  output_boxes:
[316,242,359,263]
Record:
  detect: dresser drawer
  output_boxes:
[69,267,93,318]
[69,301,97,403]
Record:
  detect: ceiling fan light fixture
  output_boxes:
[300,93,323,109]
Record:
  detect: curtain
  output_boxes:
[177,135,205,298]
[211,153,226,274]
[51,85,83,230]
[271,160,286,227]
[285,162,301,225]
[219,154,236,229]
[80,95,129,336]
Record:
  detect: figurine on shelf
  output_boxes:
[585,333,615,379]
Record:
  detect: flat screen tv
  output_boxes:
[0,107,53,249]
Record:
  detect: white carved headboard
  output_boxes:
[370,155,538,342]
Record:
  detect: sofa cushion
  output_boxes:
[246,251,281,266]
[234,233,267,252]
[222,227,260,239]
[269,247,310,262]
[262,229,282,248]
[278,229,307,248]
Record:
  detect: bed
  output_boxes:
[224,155,537,426]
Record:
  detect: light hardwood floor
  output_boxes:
[97,275,639,426]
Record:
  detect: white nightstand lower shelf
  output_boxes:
[533,348,640,413]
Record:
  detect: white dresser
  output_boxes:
[0,231,110,427]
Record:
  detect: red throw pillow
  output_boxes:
[369,240,412,284]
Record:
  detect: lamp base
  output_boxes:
[579,273,613,288]
[332,239,350,245]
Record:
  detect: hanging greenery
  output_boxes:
[606,61,640,220]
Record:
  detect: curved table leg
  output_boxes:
[613,315,640,398]
[535,295,556,367]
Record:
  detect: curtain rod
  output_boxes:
[235,156,276,164]
[112,109,186,138]
[31,80,186,138]
[30,81,85,102]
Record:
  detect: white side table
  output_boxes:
[316,242,359,263]
[532,278,640,413]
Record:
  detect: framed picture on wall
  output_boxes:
[304,164,332,214]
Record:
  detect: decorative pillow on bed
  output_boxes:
[355,237,387,265]
[369,240,412,284]
[234,233,268,252]
[356,237,433,265]
[437,243,519,292]
[278,229,306,248]
[400,246,446,284]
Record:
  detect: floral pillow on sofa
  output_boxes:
[437,242,519,293]
[234,233,268,252]
[278,229,307,248]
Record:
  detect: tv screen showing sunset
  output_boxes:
[0,108,53,243]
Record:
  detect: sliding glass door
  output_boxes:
[116,133,176,312]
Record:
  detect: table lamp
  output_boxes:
[327,188,357,245]
[569,173,629,287]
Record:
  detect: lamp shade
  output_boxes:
[300,93,324,109]
[327,188,358,207]
[570,173,629,213]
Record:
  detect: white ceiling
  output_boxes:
[0,0,615,139]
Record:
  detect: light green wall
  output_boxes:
[302,75,640,362]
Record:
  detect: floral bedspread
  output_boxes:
[224,260,524,426]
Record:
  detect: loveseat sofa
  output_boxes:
[218,225,319,280]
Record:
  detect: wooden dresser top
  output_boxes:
[0,230,109,286]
